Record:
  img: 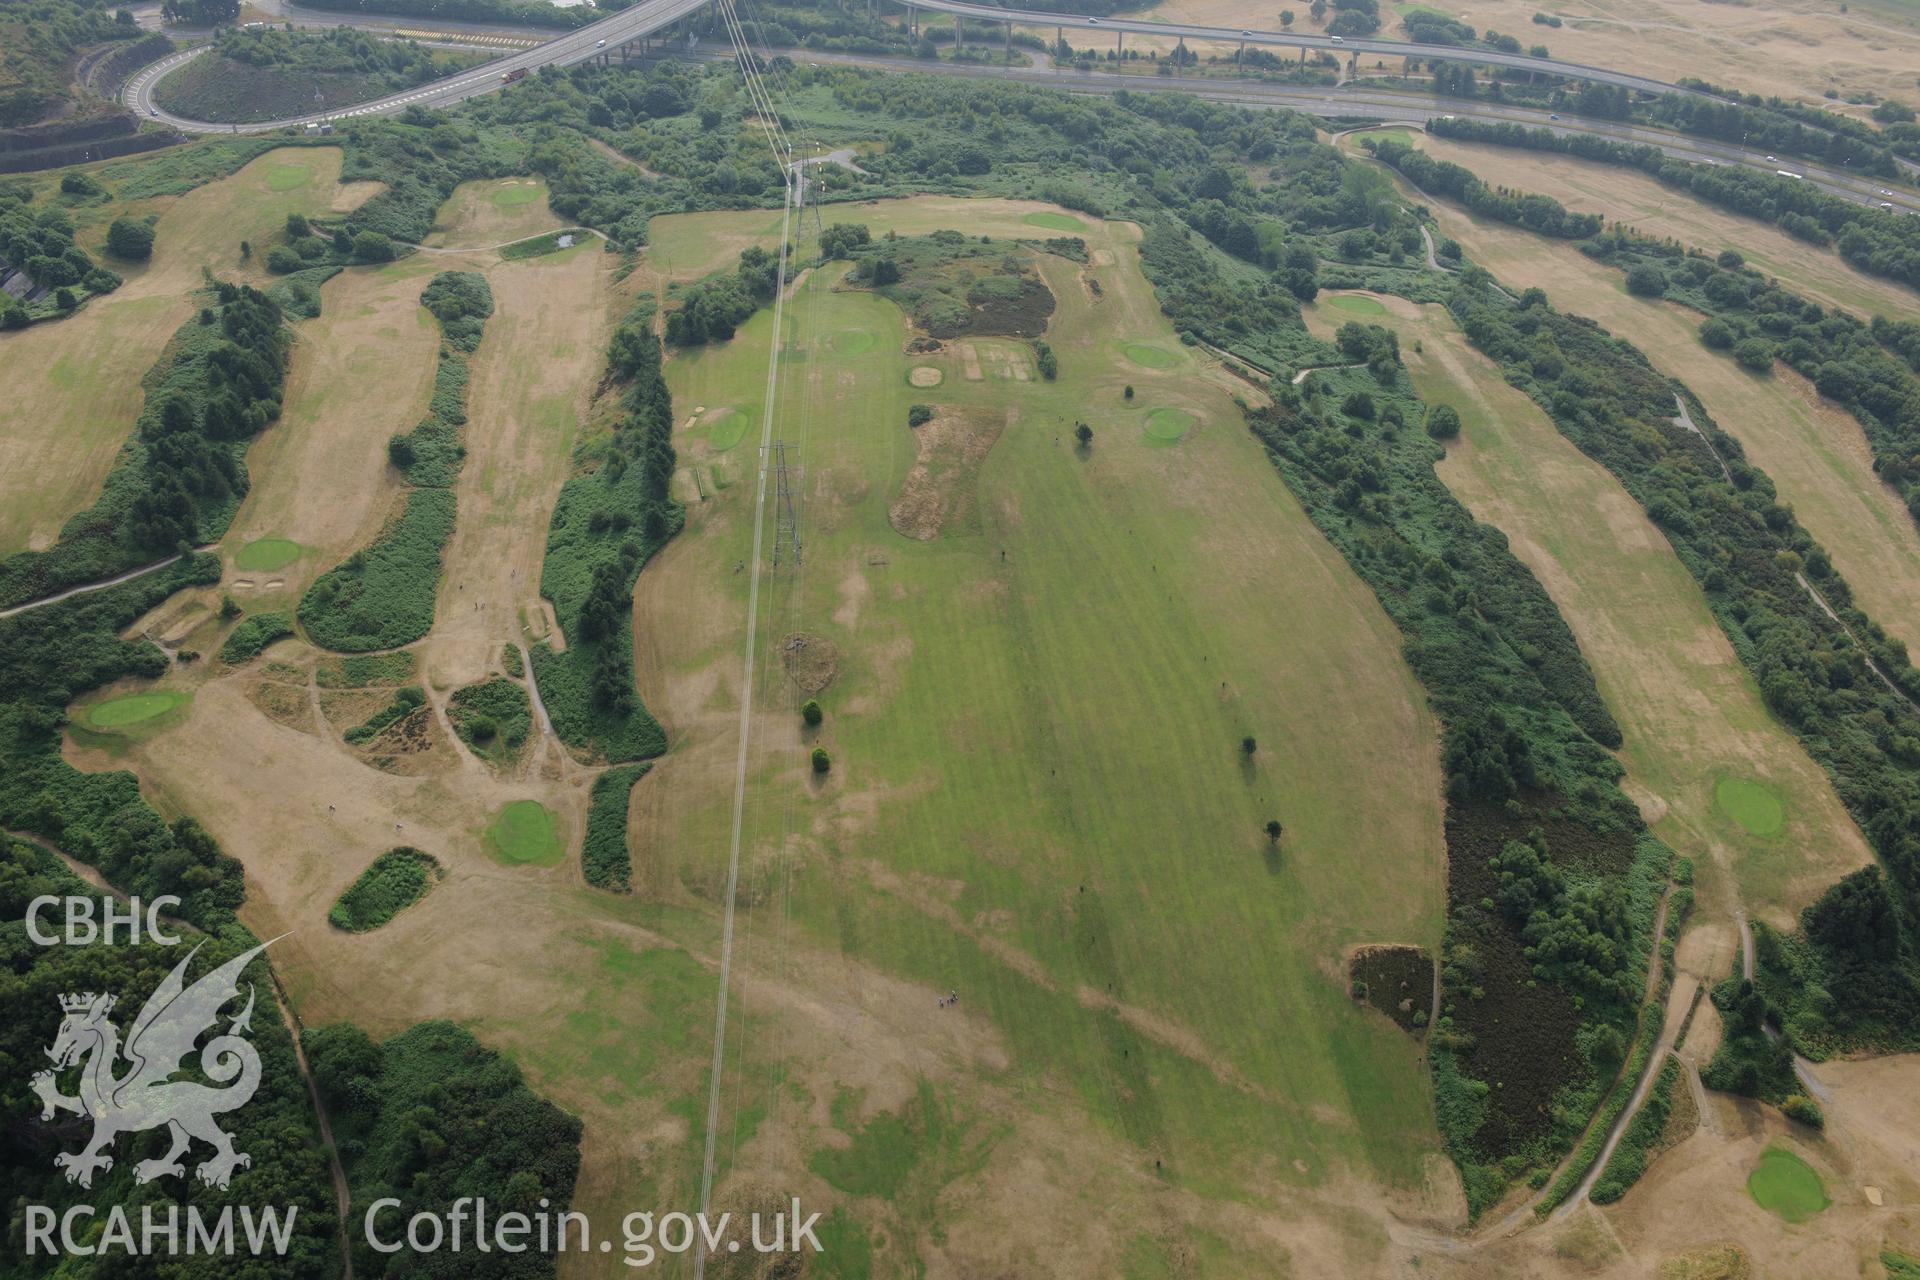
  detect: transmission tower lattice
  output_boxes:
[769,441,803,570]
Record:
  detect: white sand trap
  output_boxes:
[909,366,942,388]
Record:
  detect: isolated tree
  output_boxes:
[811,747,832,774]
[801,699,823,727]
[1264,819,1283,840]
[1073,421,1093,447]
[907,404,933,428]
[239,239,251,260]
[352,230,395,263]
[1733,337,1774,373]
[1280,8,1294,25]
[106,217,154,262]
[1241,735,1258,757]
[1425,403,1462,440]
[1624,263,1666,297]
[1035,339,1057,381]
[1123,384,1134,400]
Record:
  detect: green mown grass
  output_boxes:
[1324,293,1388,316]
[1144,406,1194,444]
[1747,1146,1828,1222]
[1022,211,1086,232]
[86,690,188,729]
[485,800,563,867]
[661,240,1445,1200]
[1714,775,1787,837]
[706,408,750,451]
[1121,341,1178,368]
[233,537,302,572]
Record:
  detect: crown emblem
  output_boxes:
[59,992,114,1015]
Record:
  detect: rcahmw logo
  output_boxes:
[23,938,303,1258]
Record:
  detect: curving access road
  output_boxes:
[128,0,1703,135]
[126,0,714,133]
[121,0,1920,213]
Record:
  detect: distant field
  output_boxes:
[1149,0,1920,105]
[1305,294,1871,922]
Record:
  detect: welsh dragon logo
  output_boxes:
[31,940,273,1190]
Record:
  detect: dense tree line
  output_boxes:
[286,0,594,30]
[1582,232,1920,537]
[0,184,121,325]
[306,1020,582,1278]
[1446,275,1920,1055]
[1646,92,1900,178]
[1367,137,1602,238]
[662,245,780,345]
[0,838,341,1278]
[0,285,287,609]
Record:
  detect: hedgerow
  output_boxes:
[1589,1055,1682,1204]
[299,272,490,652]
[328,846,441,931]
[582,763,650,891]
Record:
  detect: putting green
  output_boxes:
[706,408,750,452]
[86,690,189,729]
[491,184,543,208]
[233,537,302,572]
[1715,775,1786,837]
[486,800,563,867]
[1325,294,1388,316]
[1122,342,1178,369]
[1748,1146,1828,1223]
[1145,407,1195,445]
[264,164,311,192]
[1023,211,1085,232]
[828,329,877,356]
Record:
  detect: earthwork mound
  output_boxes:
[781,632,839,694]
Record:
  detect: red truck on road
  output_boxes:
[501,67,528,84]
